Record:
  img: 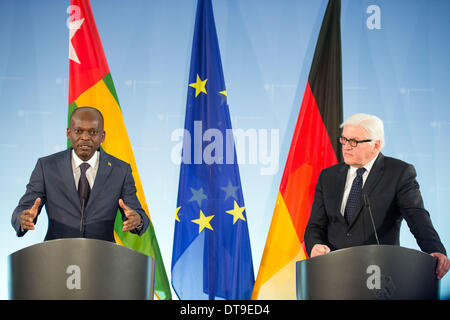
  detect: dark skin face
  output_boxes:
[67,108,105,161]
[22,107,143,232]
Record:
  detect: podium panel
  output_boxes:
[8,238,155,300]
[296,245,439,300]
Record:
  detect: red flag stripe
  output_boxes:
[68,0,110,104]
[280,80,338,242]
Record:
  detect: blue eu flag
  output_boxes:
[171,0,255,300]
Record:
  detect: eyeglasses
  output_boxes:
[339,136,372,148]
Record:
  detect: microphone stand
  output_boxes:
[79,186,89,237]
[363,193,380,245]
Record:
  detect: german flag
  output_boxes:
[252,0,343,299]
[67,0,171,299]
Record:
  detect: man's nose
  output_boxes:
[81,131,90,140]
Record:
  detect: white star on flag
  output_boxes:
[69,18,84,64]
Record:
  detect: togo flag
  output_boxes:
[67,0,171,300]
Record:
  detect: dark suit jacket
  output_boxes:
[12,148,150,242]
[304,153,446,256]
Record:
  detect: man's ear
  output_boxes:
[374,139,381,152]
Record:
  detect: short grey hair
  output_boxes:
[340,113,385,150]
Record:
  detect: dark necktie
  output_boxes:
[78,162,91,205]
[344,167,366,225]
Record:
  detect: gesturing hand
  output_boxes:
[20,197,41,231]
[119,198,143,232]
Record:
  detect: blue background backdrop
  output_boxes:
[1,0,449,299]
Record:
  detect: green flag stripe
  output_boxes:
[103,72,121,107]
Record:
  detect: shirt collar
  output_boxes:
[72,149,99,169]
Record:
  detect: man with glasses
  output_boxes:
[304,113,449,280]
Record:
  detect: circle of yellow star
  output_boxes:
[226,201,246,224]
[175,206,181,222]
[189,74,208,97]
[219,90,228,105]
[191,210,214,233]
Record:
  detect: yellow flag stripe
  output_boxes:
[74,79,150,221]
[252,191,307,299]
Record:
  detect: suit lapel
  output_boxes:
[362,153,385,196]
[85,149,112,211]
[334,163,349,225]
[60,148,80,207]
[348,153,385,228]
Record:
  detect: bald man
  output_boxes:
[12,107,149,242]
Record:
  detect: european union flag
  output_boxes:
[171,0,255,300]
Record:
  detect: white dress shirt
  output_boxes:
[71,149,100,190]
[340,154,378,216]
[20,151,100,233]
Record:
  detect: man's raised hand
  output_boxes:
[20,197,41,231]
[119,198,142,232]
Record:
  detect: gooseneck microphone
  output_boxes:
[79,183,89,236]
[363,193,380,245]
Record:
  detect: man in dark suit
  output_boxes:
[304,113,449,280]
[12,107,149,242]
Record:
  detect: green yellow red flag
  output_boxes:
[67,0,171,300]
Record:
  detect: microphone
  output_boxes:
[363,193,380,245]
[79,183,89,236]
